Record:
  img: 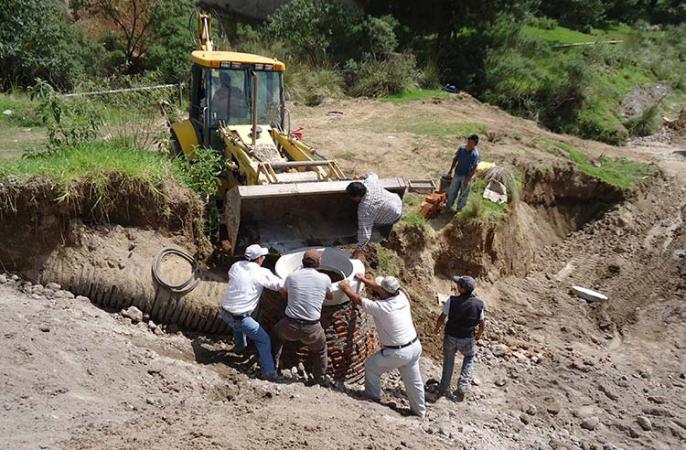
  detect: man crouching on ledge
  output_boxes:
[340,274,426,418]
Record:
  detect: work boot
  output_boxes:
[306,374,333,388]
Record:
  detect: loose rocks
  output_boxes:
[492,344,510,357]
[46,282,61,290]
[637,416,652,431]
[121,306,144,323]
[581,417,600,431]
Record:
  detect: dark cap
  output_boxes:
[452,275,476,292]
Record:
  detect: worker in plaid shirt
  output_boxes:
[346,172,402,259]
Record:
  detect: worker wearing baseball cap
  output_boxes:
[340,274,426,418]
[433,275,486,398]
[271,249,333,386]
[219,244,284,381]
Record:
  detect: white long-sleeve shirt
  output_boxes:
[357,172,402,250]
[221,260,284,315]
[361,290,417,347]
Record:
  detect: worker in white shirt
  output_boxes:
[220,244,284,381]
[340,274,426,418]
[271,250,332,386]
[346,172,403,259]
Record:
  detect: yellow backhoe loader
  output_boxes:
[166,13,406,254]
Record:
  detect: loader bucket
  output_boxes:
[225,179,406,254]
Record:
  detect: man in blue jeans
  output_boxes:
[433,276,485,398]
[220,243,284,381]
[445,134,480,213]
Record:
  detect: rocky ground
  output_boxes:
[1,96,685,449]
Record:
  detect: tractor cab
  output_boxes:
[186,51,286,150]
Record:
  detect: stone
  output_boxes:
[520,414,530,425]
[628,427,640,438]
[544,397,561,415]
[0,274,7,284]
[11,274,19,281]
[581,417,600,431]
[647,396,666,404]
[61,290,75,299]
[153,327,164,336]
[495,379,507,387]
[598,383,618,401]
[76,295,90,302]
[46,282,61,290]
[148,320,157,331]
[471,377,481,386]
[492,344,510,357]
[527,405,538,416]
[121,305,144,323]
[39,325,50,333]
[637,416,652,431]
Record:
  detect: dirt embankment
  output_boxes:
[0,175,208,275]
[0,176,229,334]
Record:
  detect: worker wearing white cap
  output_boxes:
[340,274,426,418]
[220,244,284,380]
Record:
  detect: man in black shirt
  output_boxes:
[433,276,485,397]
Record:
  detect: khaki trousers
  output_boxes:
[272,317,328,379]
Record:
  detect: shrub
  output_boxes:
[266,0,359,65]
[0,0,88,90]
[287,69,345,106]
[624,103,661,137]
[345,53,418,97]
[173,147,223,199]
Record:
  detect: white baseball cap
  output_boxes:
[245,244,269,261]
[375,276,401,294]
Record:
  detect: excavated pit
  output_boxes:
[258,247,377,383]
[429,164,628,279]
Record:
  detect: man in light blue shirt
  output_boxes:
[445,134,480,212]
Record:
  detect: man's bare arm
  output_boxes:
[475,319,486,341]
[339,280,363,305]
[434,313,447,334]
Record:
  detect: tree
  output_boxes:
[0,0,87,90]
[73,0,158,74]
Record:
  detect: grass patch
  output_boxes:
[523,25,596,45]
[372,244,404,277]
[406,120,486,138]
[0,93,43,128]
[398,194,427,227]
[382,88,451,103]
[457,178,508,225]
[0,142,177,193]
[542,140,656,189]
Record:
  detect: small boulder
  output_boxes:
[46,282,61,290]
[581,417,600,431]
[637,416,652,431]
[492,344,510,357]
[527,405,538,416]
[121,305,144,323]
[75,295,90,302]
[0,274,7,284]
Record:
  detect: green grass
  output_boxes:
[382,88,452,102]
[0,142,176,191]
[523,24,631,46]
[373,244,404,277]
[0,93,43,128]
[542,140,656,189]
[405,120,486,137]
[523,25,596,45]
[399,194,428,227]
[457,177,508,225]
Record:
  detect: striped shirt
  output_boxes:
[357,173,402,250]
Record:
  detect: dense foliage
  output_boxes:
[1,0,685,144]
